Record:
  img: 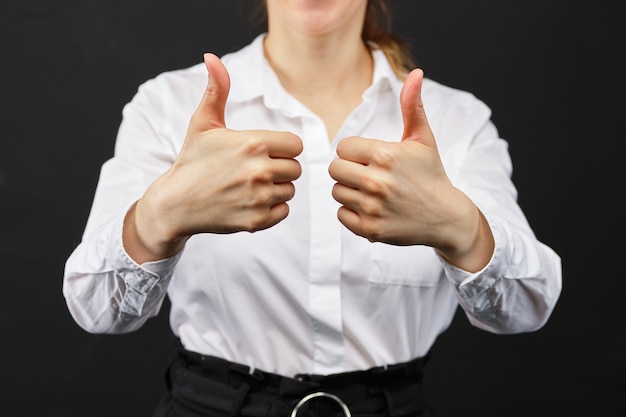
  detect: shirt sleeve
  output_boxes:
[62,74,189,334]
[440,208,562,334]
[63,203,181,334]
[433,91,562,334]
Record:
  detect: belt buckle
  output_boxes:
[290,391,351,417]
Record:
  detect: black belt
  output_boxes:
[161,341,432,417]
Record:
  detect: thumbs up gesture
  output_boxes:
[328,68,493,271]
[125,53,303,263]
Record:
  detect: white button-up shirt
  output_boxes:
[63,34,562,377]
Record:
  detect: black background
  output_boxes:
[1,1,623,416]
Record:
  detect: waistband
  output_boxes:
[168,340,432,417]
[178,343,429,389]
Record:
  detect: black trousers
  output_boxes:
[154,341,433,417]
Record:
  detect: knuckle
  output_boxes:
[293,160,303,178]
[289,133,304,154]
[245,216,267,233]
[370,145,396,168]
[361,175,388,197]
[239,134,268,156]
[360,196,383,217]
[360,219,384,242]
[282,182,296,201]
[250,187,274,207]
[204,83,219,100]
[245,163,273,185]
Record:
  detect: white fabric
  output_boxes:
[63,34,562,377]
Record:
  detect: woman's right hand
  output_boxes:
[123,53,303,263]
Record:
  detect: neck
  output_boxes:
[265,29,372,94]
[263,28,374,139]
[264,29,372,97]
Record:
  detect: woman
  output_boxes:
[63,0,562,416]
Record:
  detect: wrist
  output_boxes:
[123,201,188,264]
[436,202,494,273]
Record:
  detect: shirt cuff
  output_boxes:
[108,202,183,318]
[439,206,507,292]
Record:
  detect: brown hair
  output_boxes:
[362,0,415,79]
[248,0,415,80]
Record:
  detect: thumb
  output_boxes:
[191,53,231,131]
[399,68,435,146]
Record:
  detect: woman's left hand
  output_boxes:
[328,68,494,271]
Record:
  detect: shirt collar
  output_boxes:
[366,42,404,100]
[222,33,403,107]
